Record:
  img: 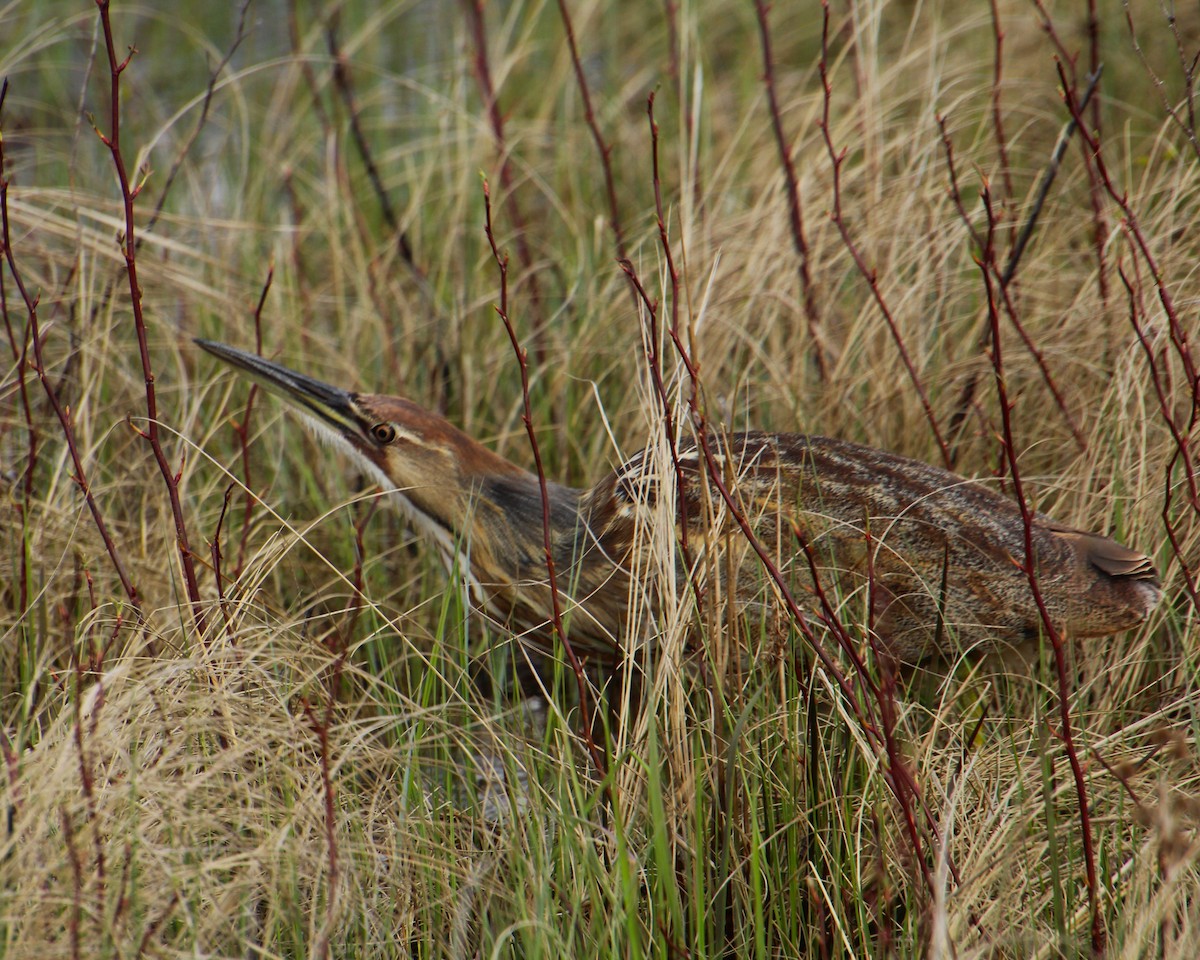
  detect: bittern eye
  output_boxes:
[369,423,397,445]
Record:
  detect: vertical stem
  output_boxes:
[94,1,206,630]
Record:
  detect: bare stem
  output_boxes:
[95,0,206,631]
[483,178,607,781]
[818,2,951,468]
[464,0,548,363]
[232,267,272,578]
[0,82,142,616]
[753,0,827,380]
[979,182,1103,958]
[556,0,626,260]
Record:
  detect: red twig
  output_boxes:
[987,0,1014,206]
[212,484,236,636]
[1085,0,1102,137]
[71,643,106,914]
[556,0,626,260]
[978,183,1103,958]
[233,267,272,578]
[937,75,1096,459]
[303,691,341,960]
[94,1,206,631]
[133,892,178,959]
[0,84,142,616]
[1124,3,1200,163]
[464,0,547,363]
[630,92,698,579]
[1,78,38,623]
[326,11,417,269]
[143,0,251,239]
[1060,65,1198,401]
[482,178,607,780]
[753,0,827,381]
[817,2,951,468]
[287,0,332,130]
[341,498,381,645]
[61,809,84,960]
[1119,266,1199,609]
[1032,2,1110,305]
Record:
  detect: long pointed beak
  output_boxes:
[195,339,362,438]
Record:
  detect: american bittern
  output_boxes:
[197,339,1161,664]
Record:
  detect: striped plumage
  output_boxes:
[198,340,1161,664]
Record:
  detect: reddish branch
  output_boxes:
[483,178,607,780]
[61,809,84,960]
[753,0,828,380]
[144,0,251,239]
[978,184,1103,958]
[1,83,142,615]
[1062,66,1199,396]
[303,690,342,960]
[94,1,206,630]
[80,1,249,381]
[987,0,1014,205]
[556,0,626,260]
[817,3,951,468]
[211,484,235,636]
[324,15,460,411]
[464,1,548,363]
[233,267,272,577]
[628,92,697,573]
[937,72,1096,458]
[1120,267,1199,610]
[1124,4,1200,162]
[1,81,39,621]
[287,0,332,129]
[342,498,381,645]
[326,12,415,267]
[1058,64,1199,573]
[1032,1,1110,305]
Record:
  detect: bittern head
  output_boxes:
[196,339,530,540]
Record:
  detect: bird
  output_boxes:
[196,338,1162,665]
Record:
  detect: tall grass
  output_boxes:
[1,0,1197,956]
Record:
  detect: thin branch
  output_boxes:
[464,0,548,363]
[1123,1,1200,162]
[143,0,252,239]
[1119,266,1199,609]
[635,92,697,577]
[753,0,827,380]
[556,0,626,260]
[979,182,1103,958]
[233,265,272,578]
[1000,68,1102,287]
[483,177,607,780]
[987,0,1014,204]
[325,12,410,263]
[817,2,951,468]
[939,73,1098,458]
[1059,61,1199,436]
[94,0,206,630]
[0,83,142,615]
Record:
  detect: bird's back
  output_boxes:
[583,432,1160,661]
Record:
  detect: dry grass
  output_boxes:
[1,0,1198,956]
